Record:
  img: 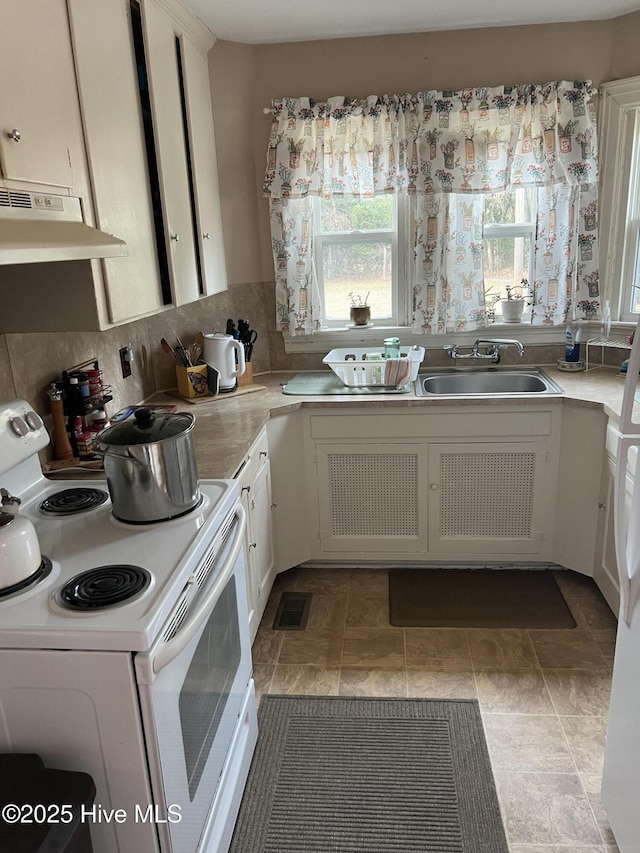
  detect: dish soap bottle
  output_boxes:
[565,324,582,363]
[565,324,575,362]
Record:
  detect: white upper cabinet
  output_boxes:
[0,0,84,190]
[140,0,227,305]
[0,0,227,332]
[141,0,198,306]
[67,0,165,323]
[180,37,227,296]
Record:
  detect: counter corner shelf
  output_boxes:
[585,336,632,371]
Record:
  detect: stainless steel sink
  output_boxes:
[414,367,563,397]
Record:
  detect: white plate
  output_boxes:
[346,322,375,329]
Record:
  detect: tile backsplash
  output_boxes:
[1,281,272,441]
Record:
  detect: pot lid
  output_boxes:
[98,409,194,446]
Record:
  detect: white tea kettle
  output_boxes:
[202,333,246,392]
[0,510,41,590]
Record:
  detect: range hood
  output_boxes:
[0,189,127,264]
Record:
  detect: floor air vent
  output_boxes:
[273,592,312,630]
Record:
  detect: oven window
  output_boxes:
[179,577,241,800]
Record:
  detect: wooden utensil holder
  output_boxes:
[237,363,253,387]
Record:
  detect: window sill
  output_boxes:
[283,320,629,354]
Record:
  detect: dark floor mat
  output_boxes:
[389,568,576,628]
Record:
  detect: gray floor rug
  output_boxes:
[229,695,508,853]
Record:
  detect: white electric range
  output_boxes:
[0,399,257,853]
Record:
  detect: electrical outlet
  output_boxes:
[119,346,132,379]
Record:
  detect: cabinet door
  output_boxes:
[593,458,620,615]
[141,0,198,306]
[427,442,554,556]
[314,443,428,555]
[180,36,227,296]
[0,0,77,188]
[239,483,256,634]
[247,458,275,626]
[68,0,164,323]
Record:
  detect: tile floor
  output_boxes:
[251,566,620,853]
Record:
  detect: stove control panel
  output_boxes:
[0,400,50,478]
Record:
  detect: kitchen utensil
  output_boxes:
[188,331,205,367]
[161,337,180,363]
[0,507,42,589]
[96,409,200,523]
[202,333,246,392]
[175,336,191,367]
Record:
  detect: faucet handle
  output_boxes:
[443,344,457,356]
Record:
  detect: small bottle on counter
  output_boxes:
[383,337,401,359]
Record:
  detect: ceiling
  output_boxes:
[185,0,640,44]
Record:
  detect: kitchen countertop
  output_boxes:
[148,365,632,479]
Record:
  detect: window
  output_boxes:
[314,191,534,328]
[483,188,536,320]
[313,196,407,327]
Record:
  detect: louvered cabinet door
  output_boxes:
[426,442,555,557]
[314,443,428,555]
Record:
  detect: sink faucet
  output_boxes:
[444,339,525,364]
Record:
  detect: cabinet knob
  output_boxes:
[249,542,257,549]
[598,502,606,509]
[430,483,439,491]
[260,451,268,459]
[203,232,210,240]
[170,233,180,242]
[270,500,278,508]
[7,128,21,142]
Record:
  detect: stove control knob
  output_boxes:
[25,412,43,431]
[9,416,28,437]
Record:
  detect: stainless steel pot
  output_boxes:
[97,408,200,524]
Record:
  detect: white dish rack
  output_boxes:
[323,346,425,387]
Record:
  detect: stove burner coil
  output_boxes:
[40,488,108,516]
[59,566,151,610]
[0,557,52,599]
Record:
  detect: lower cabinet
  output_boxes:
[315,443,427,555]
[594,454,619,615]
[427,441,555,556]
[236,429,276,642]
[306,407,561,563]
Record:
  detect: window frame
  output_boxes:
[482,188,537,321]
[599,76,640,323]
[312,195,409,328]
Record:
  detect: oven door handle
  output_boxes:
[138,504,246,680]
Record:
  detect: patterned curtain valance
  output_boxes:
[263,81,598,199]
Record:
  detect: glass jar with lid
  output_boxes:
[383,337,401,359]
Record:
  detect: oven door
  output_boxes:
[135,504,254,853]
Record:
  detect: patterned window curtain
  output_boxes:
[263,82,598,334]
